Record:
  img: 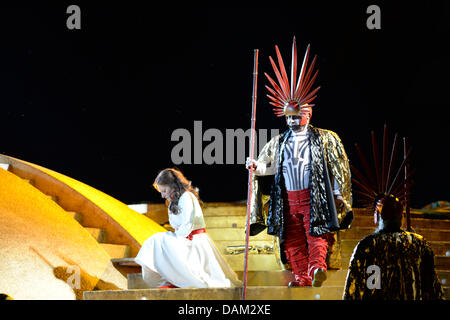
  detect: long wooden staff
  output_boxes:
[242,49,259,300]
[403,137,412,231]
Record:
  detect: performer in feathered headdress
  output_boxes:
[343,127,443,299]
[246,37,353,287]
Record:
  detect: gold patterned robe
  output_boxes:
[343,230,443,300]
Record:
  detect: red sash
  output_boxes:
[186,228,206,240]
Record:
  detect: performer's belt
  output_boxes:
[285,188,311,214]
[186,228,206,240]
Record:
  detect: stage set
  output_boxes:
[0,3,449,301]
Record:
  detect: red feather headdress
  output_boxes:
[265,37,320,117]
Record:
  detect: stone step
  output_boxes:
[407,228,450,242]
[212,240,274,256]
[127,269,450,290]
[341,227,450,242]
[84,285,346,300]
[85,227,107,243]
[202,205,247,217]
[204,214,450,230]
[111,254,450,282]
[111,258,141,277]
[204,216,247,228]
[237,270,348,286]
[436,256,450,270]
[222,254,281,271]
[127,269,349,290]
[207,227,275,242]
[85,284,450,300]
[67,211,83,224]
[113,252,280,272]
[145,204,169,225]
[212,231,449,271]
[339,239,363,253]
[209,226,450,248]
[408,221,450,231]
[201,205,450,219]
[214,239,448,262]
[100,243,131,259]
[112,258,137,267]
[355,208,450,221]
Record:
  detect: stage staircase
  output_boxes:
[0,157,133,260]
[85,203,450,300]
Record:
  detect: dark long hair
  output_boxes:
[154,168,202,214]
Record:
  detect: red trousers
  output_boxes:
[284,189,331,283]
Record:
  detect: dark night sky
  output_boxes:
[1,2,448,208]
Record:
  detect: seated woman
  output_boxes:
[135,168,242,288]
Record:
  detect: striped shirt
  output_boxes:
[282,130,311,191]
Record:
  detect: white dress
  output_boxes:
[135,191,242,288]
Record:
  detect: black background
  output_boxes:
[1,1,448,208]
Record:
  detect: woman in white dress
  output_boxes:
[135,168,242,288]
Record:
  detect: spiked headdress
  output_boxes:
[351,125,414,220]
[265,37,320,117]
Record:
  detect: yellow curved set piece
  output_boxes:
[0,167,117,299]
[20,160,167,245]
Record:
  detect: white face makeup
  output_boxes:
[286,113,309,132]
[285,106,312,132]
[286,115,301,127]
